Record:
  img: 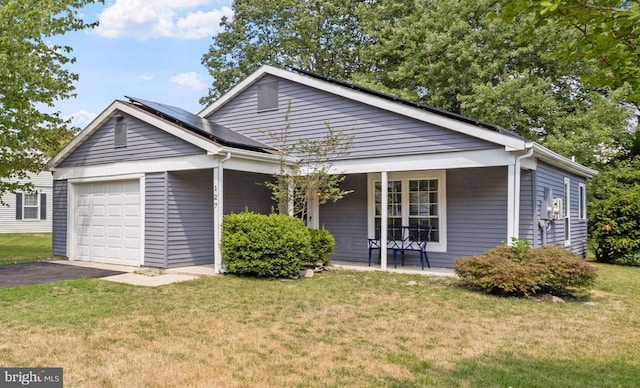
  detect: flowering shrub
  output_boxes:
[455,243,597,297]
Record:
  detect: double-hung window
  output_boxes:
[578,183,586,221]
[23,193,40,219]
[369,171,446,252]
[16,192,46,221]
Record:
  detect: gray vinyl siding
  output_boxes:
[144,172,168,268]
[324,168,508,268]
[519,169,535,244]
[166,170,214,267]
[426,167,508,268]
[535,161,588,256]
[223,170,275,215]
[52,180,68,256]
[59,113,205,167]
[319,174,369,262]
[207,75,497,159]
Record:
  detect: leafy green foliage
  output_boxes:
[589,159,640,265]
[200,0,372,103]
[307,227,335,266]
[221,212,311,278]
[0,0,100,196]
[455,244,597,297]
[499,0,640,106]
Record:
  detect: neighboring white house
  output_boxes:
[0,171,53,233]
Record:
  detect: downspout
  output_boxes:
[513,145,534,242]
[213,152,231,274]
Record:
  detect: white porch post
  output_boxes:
[213,166,223,274]
[306,192,320,229]
[380,171,388,270]
[507,163,516,246]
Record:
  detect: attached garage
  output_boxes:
[71,179,142,266]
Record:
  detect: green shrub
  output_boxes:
[455,244,597,297]
[307,227,335,266]
[589,184,640,266]
[221,212,311,278]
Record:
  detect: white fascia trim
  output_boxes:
[199,65,527,150]
[329,148,515,175]
[49,101,223,169]
[53,154,218,181]
[532,143,598,178]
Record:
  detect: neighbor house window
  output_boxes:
[578,183,586,221]
[369,171,446,251]
[15,192,46,221]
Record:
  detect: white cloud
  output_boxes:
[169,72,208,90]
[66,110,98,129]
[95,0,233,40]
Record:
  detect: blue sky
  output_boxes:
[51,0,233,128]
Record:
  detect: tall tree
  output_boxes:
[200,0,372,104]
[357,0,634,166]
[0,0,99,196]
[202,0,634,168]
[499,0,640,107]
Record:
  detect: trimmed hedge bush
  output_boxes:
[307,227,335,266]
[455,244,597,297]
[221,212,311,278]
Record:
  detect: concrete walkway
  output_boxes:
[51,260,215,287]
[47,260,454,288]
[330,260,457,277]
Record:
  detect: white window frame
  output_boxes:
[578,182,586,221]
[564,177,571,247]
[368,170,447,252]
[22,192,41,221]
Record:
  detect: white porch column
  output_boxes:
[507,164,516,246]
[213,166,223,274]
[380,171,388,270]
[306,192,320,229]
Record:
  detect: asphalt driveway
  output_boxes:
[0,262,125,288]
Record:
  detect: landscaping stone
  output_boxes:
[304,269,314,278]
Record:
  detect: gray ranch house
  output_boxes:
[49,65,597,272]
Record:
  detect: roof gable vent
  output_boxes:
[114,115,127,148]
[257,80,279,112]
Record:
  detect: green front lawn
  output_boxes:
[0,233,52,265]
[0,263,639,387]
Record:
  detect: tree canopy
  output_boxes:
[200,0,372,104]
[499,0,640,107]
[0,0,98,196]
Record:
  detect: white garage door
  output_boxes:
[74,180,141,266]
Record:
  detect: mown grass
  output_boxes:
[0,264,639,387]
[0,233,52,265]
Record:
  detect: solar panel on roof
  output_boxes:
[126,96,274,152]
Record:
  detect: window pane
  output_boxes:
[24,207,39,219]
[408,179,439,243]
[24,193,38,206]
